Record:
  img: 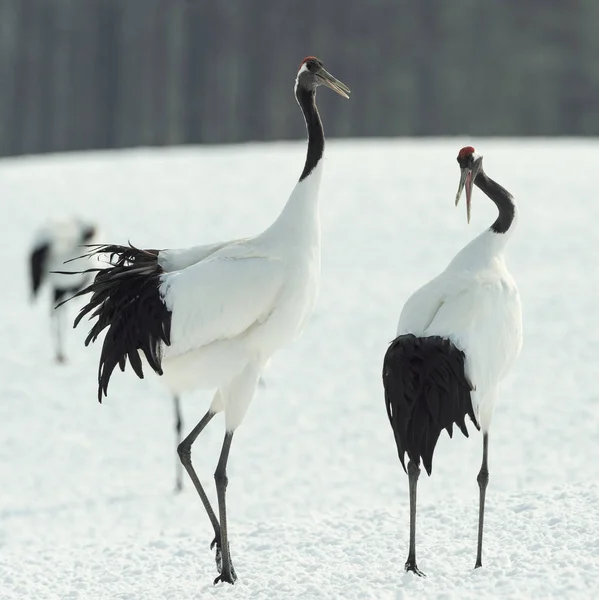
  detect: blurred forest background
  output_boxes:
[0,0,598,157]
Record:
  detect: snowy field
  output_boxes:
[1,139,598,599]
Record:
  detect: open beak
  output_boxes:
[317,68,351,99]
[455,167,473,224]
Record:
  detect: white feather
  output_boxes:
[398,215,522,432]
[157,162,323,430]
[157,240,247,272]
[32,217,98,289]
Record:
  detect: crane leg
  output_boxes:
[213,432,237,584]
[475,433,489,569]
[174,396,183,492]
[177,411,222,559]
[52,305,65,364]
[405,459,425,577]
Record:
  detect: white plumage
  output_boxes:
[68,56,349,585]
[160,168,322,429]
[30,217,97,362]
[397,215,522,431]
[31,218,96,292]
[383,146,522,576]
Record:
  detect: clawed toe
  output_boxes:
[404,561,426,577]
[210,537,236,583]
[213,562,237,585]
[213,568,237,585]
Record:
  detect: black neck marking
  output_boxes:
[475,170,516,234]
[296,87,324,182]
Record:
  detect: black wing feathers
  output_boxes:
[383,334,478,476]
[30,243,50,298]
[64,244,171,402]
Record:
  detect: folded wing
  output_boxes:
[162,247,284,358]
[68,243,284,400]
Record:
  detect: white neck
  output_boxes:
[264,160,323,244]
[261,76,324,250]
[449,204,518,271]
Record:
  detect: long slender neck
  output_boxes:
[264,85,325,244]
[296,87,324,181]
[449,168,517,270]
[475,170,516,235]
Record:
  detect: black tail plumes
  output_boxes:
[383,334,478,475]
[60,244,172,401]
[30,243,50,298]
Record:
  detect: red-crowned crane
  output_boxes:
[30,218,97,363]
[63,57,349,585]
[383,147,522,576]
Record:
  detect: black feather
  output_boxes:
[383,333,478,476]
[53,286,83,305]
[61,244,171,402]
[30,243,50,297]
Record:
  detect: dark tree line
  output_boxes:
[0,0,598,157]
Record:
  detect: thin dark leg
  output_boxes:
[475,433,489,569]
[174,396,183,492]
[405,460,425,577]
[177,410,221,549]
[52,309,65,364]
[213,432,237,585]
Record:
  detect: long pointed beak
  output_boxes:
[455,167,473,224]
[317,68,350,99]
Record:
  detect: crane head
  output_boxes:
[295,56,350,99]
[455,146,483,224]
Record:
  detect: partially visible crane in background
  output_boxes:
[30,217,97,363]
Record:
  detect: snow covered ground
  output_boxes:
[1,139,598,599]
